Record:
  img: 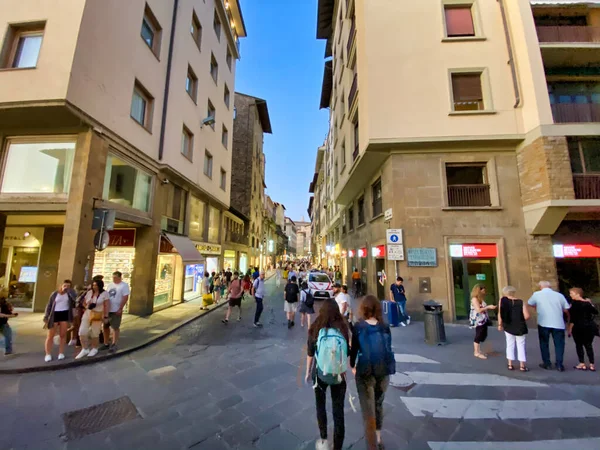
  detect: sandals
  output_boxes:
[474,353,487,360]
[520,366,529,372]
[507,364,514,371]
[590,365,596,372]
[574,364,588,371]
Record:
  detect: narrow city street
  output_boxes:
[2,277,600,450]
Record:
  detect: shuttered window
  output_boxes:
[445,6,475,37]
[451,73,484,111]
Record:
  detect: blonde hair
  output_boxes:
[502,286,517,297]
[470,284,486,304]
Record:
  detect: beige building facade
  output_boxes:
[316,0,600,321]
[0,0,245,314]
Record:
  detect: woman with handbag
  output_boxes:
[43,280,76,362]
[568,288,598,371]
[470,284,496,360]
[498,286,530,372]
[75,279,109,359]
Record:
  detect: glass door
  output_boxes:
[452,257,498,320]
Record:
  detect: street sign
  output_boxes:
[386,229,403,245]
[92,209,116,230]
[384,208,393,222]
[387,244,404,261]
[94,230,110,251]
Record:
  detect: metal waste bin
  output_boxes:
[423,300,446,345]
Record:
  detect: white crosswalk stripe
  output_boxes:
[394,354,440,364]
[427,438,600,450]
[397,371,547,387]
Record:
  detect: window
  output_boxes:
[207,100,216,129]
[208,206,220,242]
[1,23,45,69]
[210,53,218,83]
[357,197,365,225]
[226,46,233,70]
[224,84,231,108]
[162,184,187,234]
[222,125,229,148]
[335,158,339,178]
[181,126,193,160]
[341,141,347,168]
[103,154,152,212]
[1,140,75,194]
[445,164,491,207]
[189,195,206,240]
[444,5,475,38]
[568,138,600,173]
[451,72,484,112]
[204,151,213,178]
[214,10,222,41]
[348,206,354,231]
[185,65,198,102]
[131,81,153,129]
[372,178,383,217]
[220,169,227,191]
[191,11,202,50]
[353,120,359,161]
[141,4,162,57]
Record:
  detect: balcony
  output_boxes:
[348,73,358,110]
[447,184,491,207]
[551,102,600,123]
[537,26,600,44]
[225,230,247,245]
[573,174,600,199]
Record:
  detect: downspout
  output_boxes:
[498,0,521,108]
[158,0,179,161]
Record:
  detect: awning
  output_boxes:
[163,233,204,264]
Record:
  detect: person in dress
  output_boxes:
[568,288,598,372]
[470,284,497,360]
[498,286,530,371]
[43,281,76,362]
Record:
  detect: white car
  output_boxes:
[307,272,334,300]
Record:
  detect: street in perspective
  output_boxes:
[2,0,600,449]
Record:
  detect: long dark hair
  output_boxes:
[309,299,349,342]
[360,295,384,323]
[93,279,105,294]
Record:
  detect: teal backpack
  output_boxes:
[315,328,348,385]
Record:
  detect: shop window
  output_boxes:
[445,163,491,207]
[213,10,221,41]
[1,22,45,69]
[191,11,202,50]
[103,154,152,212]
[357,196,365,225]
[189,195,206,241]
[162,183,187,234]
[1,140,75,194]
[208,206,220,242]
[141,4,162,58]
[372,178,383,217]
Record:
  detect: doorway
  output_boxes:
[375,258,385,300]
[452,257,498,319]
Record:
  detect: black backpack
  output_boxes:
[304,289,314,308]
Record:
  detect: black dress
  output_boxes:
[570,300,598,337]
[500,297,528,336]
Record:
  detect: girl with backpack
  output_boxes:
[350,295,396,450]
[305,299,350,450]
[298,281,315,329]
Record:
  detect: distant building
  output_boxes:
[284,217,297,256]
[295,220,311,258]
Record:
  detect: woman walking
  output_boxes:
[305,299,350,450]
[498,286,530,371]
[43,280,76,362]
[350,295,395,450]
[470,284,496,360]
[299,281,315,328]
[75,279,109,359]
[568,288,598,371]
[213,273,222,304]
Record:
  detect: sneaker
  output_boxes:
[287,320,292,329]
[406,316,411,325]
[237,317,242,322]
[108,344,118,354]
[68,339,77,346]
[400,322,407,327]
[557,364,565,372]
[99,344,110,351]
[44,354,52,363]
[57,353,65,361]
[4,351,14,356]
[75,349,90,360]
[222,319,229,324]
[316,439,330,450]
[88,348,99,357]
[253,322,263,328]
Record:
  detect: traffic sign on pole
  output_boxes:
[386,229,403,245]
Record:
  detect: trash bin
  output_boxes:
[423,300,446,345]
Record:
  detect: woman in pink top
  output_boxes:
[222,272,244,324]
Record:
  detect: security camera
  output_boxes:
[161,178,170,185]
[201,116,215,127]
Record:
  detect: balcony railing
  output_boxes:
[551,102,600,123]
[347,18,356,54]
[447,184,491,207]
[536,25,600,43]
[348,73,358,108]
[225,231,247,245]
[573,174,600,199]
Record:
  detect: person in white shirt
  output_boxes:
[76,279,109,359]
[333,283,350,319]
[102,271,130,353]
[43,280,76,362]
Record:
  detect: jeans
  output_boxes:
[397,300,408,324]
[538,326,565,367]
[254,297,263,324]
[573,327,595,364]
[356,375,389,450]
[0,323,13,353]
[505,332,527,362]
[315,376,346,450]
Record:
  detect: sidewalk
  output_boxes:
[0,269,275,374]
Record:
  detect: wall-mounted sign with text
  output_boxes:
[553,244,600,258]
[450,244,497,258]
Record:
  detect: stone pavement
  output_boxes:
[1,276,600,450]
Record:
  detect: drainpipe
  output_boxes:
[498,0,521,108]
[158,0,179,161]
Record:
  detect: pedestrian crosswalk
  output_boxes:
[391,353,600,449]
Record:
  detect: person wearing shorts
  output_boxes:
[102,271,130,353]
[223,272,244,324]
[284,276,300,329]
[43,280,76,363]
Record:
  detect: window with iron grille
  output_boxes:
[372,178,382,217]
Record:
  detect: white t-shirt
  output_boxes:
[85,290,109,312]
[54,292,71,312]
[202,277,210,294]
[107,282,130,313]
[335,292,351,316]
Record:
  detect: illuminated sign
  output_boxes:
[371,245,385,258]
[553,244,600,258]
[348,250,355,258]
[450,244,497,258]
[358,248,367,258]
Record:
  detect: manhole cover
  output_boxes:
[62,396,139,441]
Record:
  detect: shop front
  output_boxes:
[554,244,600,302]
[224,250,237,271]
[194,242,221,275]
[358,247,368,293]
[371,245,386,300]
[239,252,248,274]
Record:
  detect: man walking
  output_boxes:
[102,271,130,353]
[528,281,571,371]
[390,277,410,327]
[252,271,266,328]
[223,272,244,324]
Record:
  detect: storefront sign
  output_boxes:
[450,244,497,258]
[3,227,44,248]
[341,250,347,258]
[107,229,136,247]
[371,245,386,258]
[553,244,600,258]
[348,250,355,258]
[195,243,222,255]
[476,273,486,281]
[358,248,367,258]
[387,244,405,261]
[407,248,437,267]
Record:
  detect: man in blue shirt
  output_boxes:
[252,271,266,328]
[390,277,410,326]
[528,280,571,371]
[252,267,260,281]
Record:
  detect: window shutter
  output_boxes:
[452,74,483,102]
[445,7,475,37]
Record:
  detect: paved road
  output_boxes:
[2,277,600,450]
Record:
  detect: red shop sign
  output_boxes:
[107,229,136,247]
[460,244,497,258]
[372,245,385,258]
[554,244,600,258]
[358,248,367,258]
[348,250,355,258]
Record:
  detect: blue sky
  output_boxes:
[235,0,329,222]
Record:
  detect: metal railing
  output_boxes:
[225,230,247,245]
[348,73,358,108]
[536,25,600,43]
[573,174,600,199]
[551,102,600,123]
[447,184,491,207]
